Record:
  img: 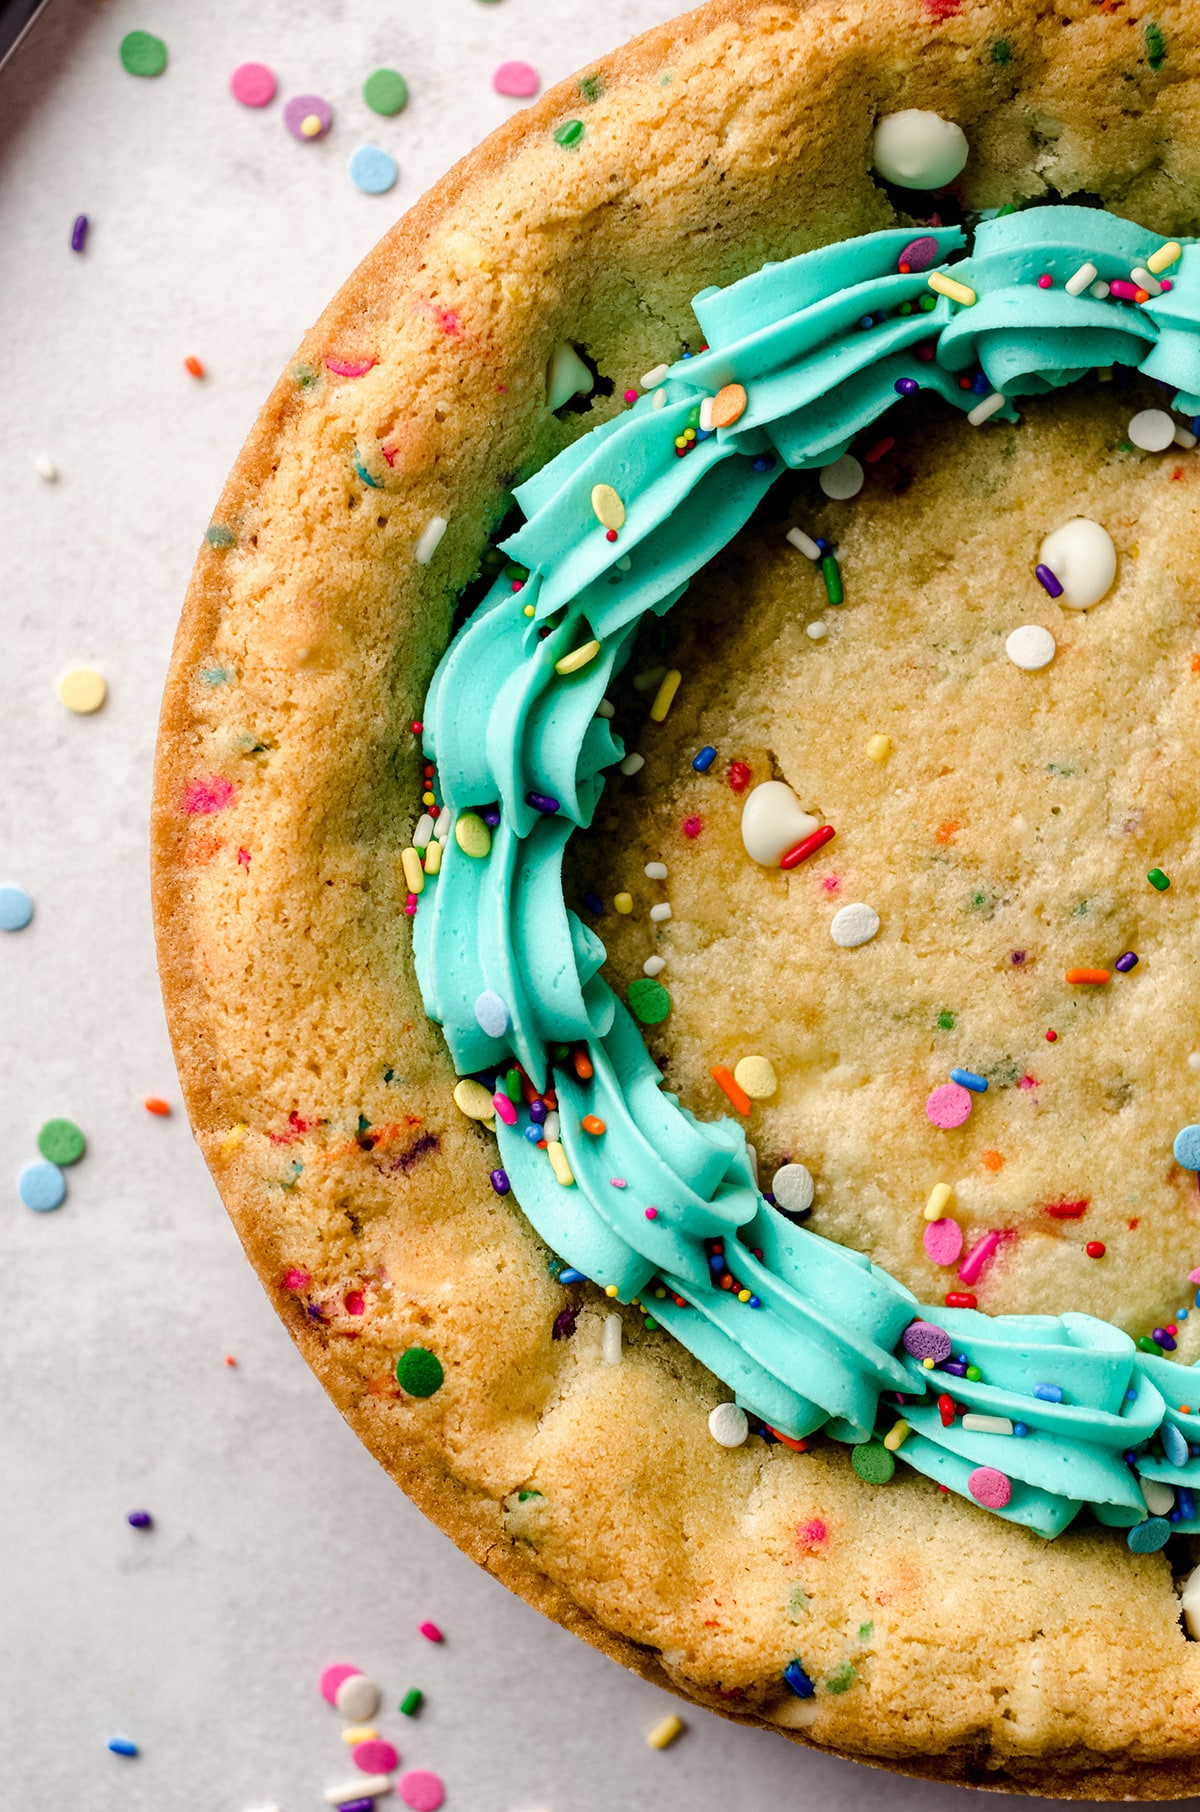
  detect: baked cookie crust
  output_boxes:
[152,0,1200,1791]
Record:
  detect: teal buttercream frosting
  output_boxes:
[414,204,1200,1539]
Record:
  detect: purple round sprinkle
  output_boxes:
[1035,563,1064,598]
[283,93,332,141]
[894,377,920,396]
[902,1319,953,1363]
[489,1168,510,1194]
[529,1099,547,1124]
[71,213,89,252]
[126,1509,152,1529]
[526,790,560,814]
[481,806,501,827]
[898,235,940,273]
[1011,950,1026,965]
[1115,950,1139,972]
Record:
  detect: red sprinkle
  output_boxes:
[938,1392,956,1427]
[1044,1198,1089,1221]
[1086,1240,1106,1258]
[727,760,752,794]
[769,1428,809,1451]
[1045,1029,1058,1042]
[780,824,836,869]
[605,529,618,542]
[682,815,704,839]
[863,434,895,465]
[944,1291,977,1309]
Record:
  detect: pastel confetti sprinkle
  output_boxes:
[284,94,331,141]
[646,1713,685,1749]
[968,1466,1012,1509]
[229,62,276,107]
[902,1320,952,1362]
[37,1119,85,1165]
[493,60,540,97]
[58,668,106,714]
[335,1674,381,1721]
[319,1664,362,1706]
[348,145,399,194]
[18,1160,66,1213]
[923,1218,964,1266]
[363,68,409,116]
[353,1739,399,1774]
[399,1769,445,1811]
[926,1081,973,1128]
[0,885,34,931]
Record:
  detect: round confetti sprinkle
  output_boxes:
[733,1054,777,1099]
[818,454,864,500]
[473,990,511,1038]
[120,30,166,77]
[923,1217,964,1266]
[454,812,491,858]
[1128,408,1176,452]
[902,1320,952,1362]
[284,94,332,141]
[37,1119,85,1166]
[229,62,275,106]
[871,109,969,189]
[968,1465,1012,1509]
[1086,1240,1106,1258]
[493,60,539,98]
[363,68,409,116]
[771,1163,815,1216]
[336,1673,381,1721]
[353,1739,400,1774]
[18,1159,66,1213]
[1037,518,1116,610]
[1162,1422,1190,1467]
[1175,1126,1200,1170]
[399,1770,445,1812]
[926,1081,973,1129]
[452,1078,494,1120]
[627,976,671,1024]
[395,1346,444,1397]
[0,885,33,931]
[58,668,106,714]
[711,383,748,429]
[1005,624,1056,671]
[1128,1517,1171,1553]
[590,483,625,531]
[320,1664,362,1706]
[830,902,880,948]
[348,144,398,195]
[851,1441,895,1485]
[708,1401,749,1447]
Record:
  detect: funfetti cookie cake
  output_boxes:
[153,0,1200,1793]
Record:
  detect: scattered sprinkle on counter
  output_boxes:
[493,60,539,97]
[399,1688,423,1716]
[143,1095,171,1115]
[58,667,107,714]
[107,1736,139,1756]
[334,1672,381,1721]
[0,884,33,931]
[126,1509,152,1528]
[349,145,399,195]
[229,61,276,106]
[17,1159,66,1212]
[119,30,165,76]
[646,1712,685,1749]
[364,67,409,114]
[284,94,332,141]
[398,1769,445,1811]
[418,1619,444,1643]
[37,1118,85,1165]
[70,213,88,252]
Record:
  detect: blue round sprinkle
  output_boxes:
[0,884,33,931]
[347,143,398,195]
[523,1124,543,1143]
[949,1068,988,1093]
[751,454,775,472]
[971,370,990,395]
[474,989,511,1039]
[1174,1124,1200,1170]
[18,1159,66,1213]
[1162,1421,1189,1467]
[1013,1422,1028,1437]
[1127,1517,1171,1553]
[692,745,717,773]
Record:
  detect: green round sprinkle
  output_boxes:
[206,524,235,548]
[1148,867,1171,891]
[554,119,585,150]
[364,68,409,116]
[936,1010,956,1031]
[643,1314,658,1330]
[578,74,605,103]
[294,363,318,389]
[395,1345,444,1397]
[399,1688,423,1717]
[850,1441,895,1485]
[37,1118,86,1166]
[991,38,1012,63]
[965,1365,982,1381]
[120,30,167,77]
[627,977,671,1025]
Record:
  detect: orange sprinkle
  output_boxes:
[572,1048,594,1081]
[1181,1405,1192,1415]
[542,1089,558,1109]
[711,1065,751,1115]
[143,1096,171,1116]
[980,1149,1005,1172]
[581,1114,606,1135]
[1065,967,1110,985]
[224,1355,237,1367]
[183,355,205,378]
[1190,654,1200,673]
[935,820,960,846]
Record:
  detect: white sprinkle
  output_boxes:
[1130,265,1162,296]
[644,861,668,880]
[805,620,828,640]
[1187,1052,1200,1073]
[1175,425,1198,449]
[652,389,667,410]
[34,454,58,481]
[967,391,1007,426]
[786,526,821,560]
[961,1413,1014,1435]
[602,1311,623,1365]
[413,812,435,848]
[643,955,666,976]
[595,698,615,718]
[334,1674,381,1721]
[1129,408,1176,452]
[415,515,447,565]
[1005,624,1056,671]
[1182,1562,1200,1637]
[740,780,820,868]
[818,454,864,500]
[830,902,880,948]
[771,1162,814,1216]
[708,1401,750,1447]
[1144,1478,1176,1516]
[633,666,666,692]
[1089,278,1111,300]
[641,362,671,389]
[649,902,672,922]
[698,397,715,433]
[619,752,645,776]
[543,1110,560,1142]
[1064,261,1097,297]
[323,1778,393,1806]
[1039,517,1117,609]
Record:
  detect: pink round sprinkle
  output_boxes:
[400,1770,445,1812]
[1037,272,1053,288]
[923,1217,964,1267]
[644,1207,658,1219]
[968,1465,1012,1509]
[1189,1266,1200,1285]
[624,388,638,403]
[354,1739,400,1774]
[418,1620,443,1643]
[230,62,276,107]
[492,60,539,98]
[926,1082,973,1129]
[319,1663,361,1705]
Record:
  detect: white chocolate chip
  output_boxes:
[1038,518,1116,610]
[740,780,819,867]
[871,109,969,189]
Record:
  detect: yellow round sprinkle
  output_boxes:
[58,667,106,714]
[923,1182,954,1222]
[674,435,688,449]
[590,482,625,531]
[523,603,536,617]
[555,638,601,676]
[737,1288,752,1303]
[927,270,976,307]
[865,733,891,763]
[423,839,443,876]
[401,847,425,895]
[614,891,633,914]
[455,812,491,858]
[421,790,436,806]
[733,1055,777,1099]
[649,668,681,723]
[647,1714,685,1750]
[883,1419,910,1453]
[922,1355,935,1370]
[547,1140,575,1186]
[300,113,323,138]
[453,1078,495,1120]
[605,1282,619,1298]
[219,1123,247,1156]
